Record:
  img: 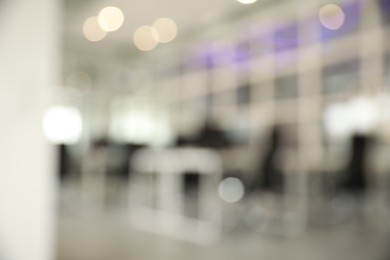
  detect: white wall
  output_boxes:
[0,0,59,259]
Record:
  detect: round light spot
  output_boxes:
[237,0,257,4]
[43,106,83,145]
[97,6,125,32]
[133,26,159,51]
[83,16,107,42]
[152,18,178,43]
[218,177,245,203]
[319,4,345,30]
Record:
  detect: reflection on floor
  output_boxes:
[57,182,390,260]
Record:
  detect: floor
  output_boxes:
[56,181,390,260]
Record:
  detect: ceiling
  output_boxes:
[63,0,275,63]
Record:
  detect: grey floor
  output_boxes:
[57,185,390,260]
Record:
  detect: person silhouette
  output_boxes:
[338,133,372,195]
[252,125,285,194]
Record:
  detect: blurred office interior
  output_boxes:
[2,0,390,259]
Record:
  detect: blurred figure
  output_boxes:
[57,144,82,183]
[58,144,71,182]
[193,120,232,149]
[240,125,290,235]
[175,120,232,149]
[325,133,375,226]
[252,125,285,194]
[338,134,372,195]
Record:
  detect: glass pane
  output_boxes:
[379,0,390,25]
[322,59,360,94]
[274,23,299,70]
[274,74,298,99]
[274,23,299,53]
[236,83,251,105]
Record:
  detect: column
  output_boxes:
[0,0,59,259]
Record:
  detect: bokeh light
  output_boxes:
[237,0,257,4]
[133,26,159,51]
[319,4,345,30]
[97,6,125,32]
[324,97,379,139]
[83,16,107,42]
[43,106,83,145]
[218,177,245,203]
[152,18,178,43]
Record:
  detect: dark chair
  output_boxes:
[250,125,285,194]
[322,133,374,226]
[338,134,371,194]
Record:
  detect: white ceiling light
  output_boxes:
[152,18,178,43]
[133,26,159,51]
[83,16,107,42]
[237,0,257,5]
[97,6,125,32]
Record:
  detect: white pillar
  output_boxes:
[0,0,59,260]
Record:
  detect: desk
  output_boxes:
[129,147,223,244]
